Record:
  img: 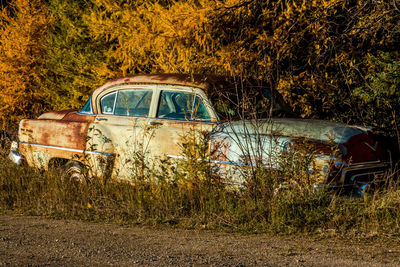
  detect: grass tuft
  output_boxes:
[1,142,400,236]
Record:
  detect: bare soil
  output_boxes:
[0,215,399,266]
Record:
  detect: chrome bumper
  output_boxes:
[340,160,389,184]
[8,150,24,165]
[8,141,24,165]
[314,160,390,197]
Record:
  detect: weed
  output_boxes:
[1,132,400,236]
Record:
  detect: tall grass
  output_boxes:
[0,158,400,234]
[1,139,400,236]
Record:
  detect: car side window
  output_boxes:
[80,94,93,114]
[100,92,117,114]
[157,91,210,121]
[192,95,211,121]
[114,90,153,117]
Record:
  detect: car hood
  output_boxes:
[217,118,369,144]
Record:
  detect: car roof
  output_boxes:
[93,74,212,94]
[90,73,294,119]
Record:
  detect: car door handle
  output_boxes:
[96,117,108,121]
[148,121,163,126]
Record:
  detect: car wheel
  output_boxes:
[64,161,87,184]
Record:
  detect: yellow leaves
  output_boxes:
[315,44,321,56]
[284,5,293,19]
[0,0,48,124]
[0,0,397,125]
[301,105,312,118]
[87,0,220,74]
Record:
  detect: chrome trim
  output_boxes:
[77,112,96,116]
[340,160,388,183]
[19,142,114,156]
[166,154,279,169]
[8,150,24,165]
[154,117,217,124]
[167,154,246,166]
[113,90,118,113]
[221,181,245,186]
[79,94,94,114]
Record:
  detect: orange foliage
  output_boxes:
[0,0,48,126]
[0,0,399,130]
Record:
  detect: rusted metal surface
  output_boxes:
[38,109,78,120]
[91,74,212,115]
[18,143,85,169]
[217,119,370,143]
[10,74,390,193]
[19,119,90,150]
[94,74,211,93]
[210,118,387,185]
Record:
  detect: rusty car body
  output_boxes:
[9,74,390,194]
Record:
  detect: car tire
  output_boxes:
[64,161,87,184]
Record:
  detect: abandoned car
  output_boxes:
[9,74,390,194]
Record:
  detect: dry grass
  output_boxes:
[0,142,400,236]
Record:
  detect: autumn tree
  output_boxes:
[85,0,400,121]
[0,0,399,139]
[0,0,49,126]
[39,0,110,110]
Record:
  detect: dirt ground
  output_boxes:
[0,215,399,266]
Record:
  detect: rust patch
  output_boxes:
[291,138,334,156]
[343,133,383,163]
[94,74,210,95]
[19,143,85,169]
[62,112,95,122]
[19,119,90,150]
[38,109,78,120]
[210,139,229,162]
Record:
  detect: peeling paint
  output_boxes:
[10,74,390,190]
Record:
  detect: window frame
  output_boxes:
[113,89,153,117]
[100,91,118,115]
[79,94,94,115]
[191,95,212,121]
[94,84,218,122]
[156,90,212,122]
[96,85,156,118]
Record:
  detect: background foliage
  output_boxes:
[0,0,399,139]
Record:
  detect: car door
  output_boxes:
[87,84,156,179]
[146,85,218,161]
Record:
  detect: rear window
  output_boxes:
[157,91,210,121]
